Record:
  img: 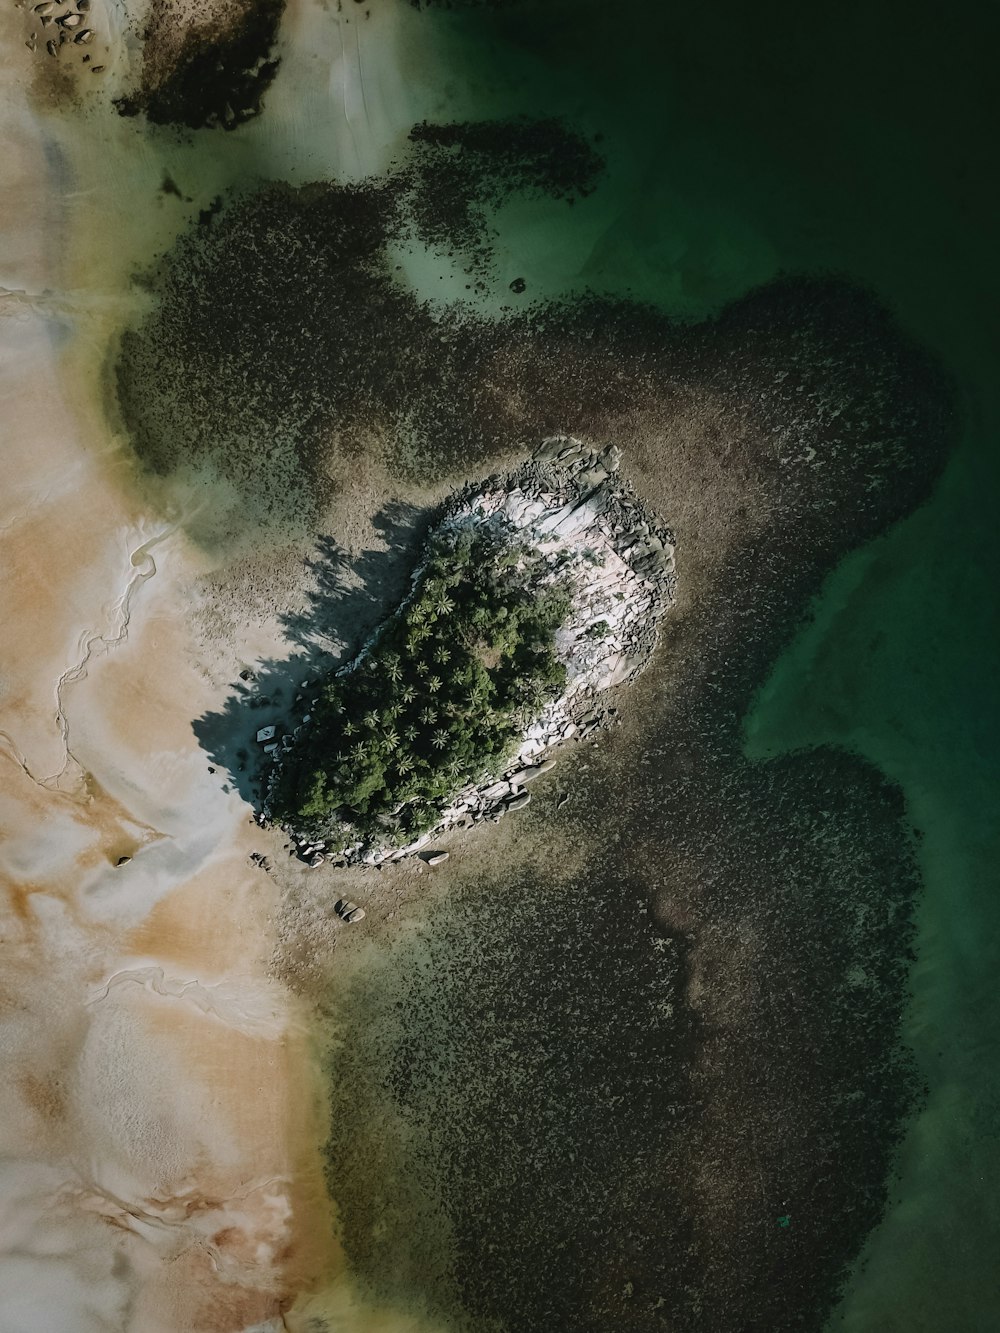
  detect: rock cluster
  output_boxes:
[266,438,676,865]
[23,0,104,73]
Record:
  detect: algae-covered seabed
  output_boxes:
[0,0,996,1331]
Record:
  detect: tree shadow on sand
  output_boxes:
[192,499,432,806]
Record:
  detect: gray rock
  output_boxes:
[576,465,609,489]
[510,759,556,786]
[506,791,531,811]
[426,851,450,867]
[533,439,563,463]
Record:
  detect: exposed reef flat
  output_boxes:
[263,435,676,863]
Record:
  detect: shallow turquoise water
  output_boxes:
[410,2,1000,1326]
[748,446,1000,1330]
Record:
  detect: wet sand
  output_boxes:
[1,13,366,1328]
[0,303,340,1328]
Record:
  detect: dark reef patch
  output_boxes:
[115,0,284,131]
[406,118,603,267]
[327,750,920,1333]
[116,122,601,545]
[118,179,408,542]
[325,867,693,1328]
[120,126,956,1329]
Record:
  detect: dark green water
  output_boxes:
[403,3,1000,1328]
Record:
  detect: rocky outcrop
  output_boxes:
[268,437,676,864]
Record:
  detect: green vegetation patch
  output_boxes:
[269,522,571,843]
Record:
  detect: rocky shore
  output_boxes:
[263,436,676,864]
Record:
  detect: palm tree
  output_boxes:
[427,676,441,693]
[385,655,402,684]
[363,710,379,730]
[435,645,451,665]
[419,707,437,726]
[404,725,419,743]
[401,684,416,704]
[396,755,414,776]
[384,729,400,751]
[343,720,356,737]
[432,733,447,750]
[435,593,455,617]
[416,661,429,677]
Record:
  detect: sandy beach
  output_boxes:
[0,14,365,1326]
[0,303,340,1332]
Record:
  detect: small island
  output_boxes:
[264,437,677,863]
